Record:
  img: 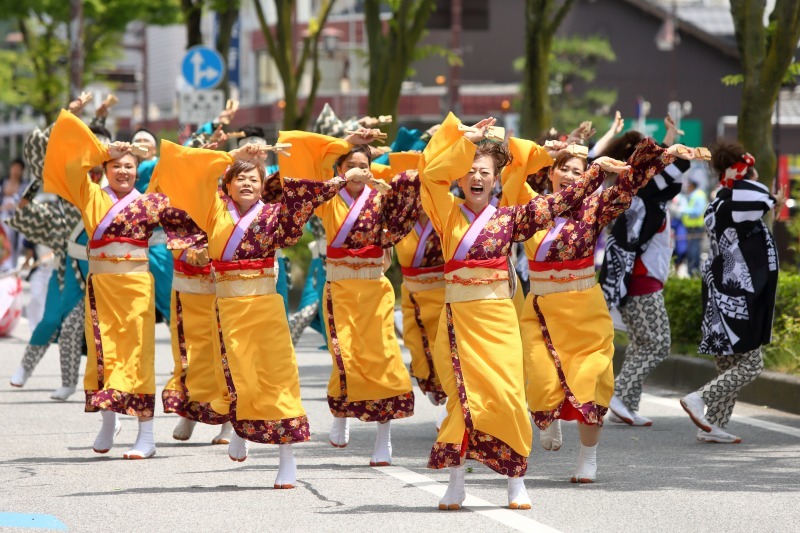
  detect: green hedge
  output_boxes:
[663,273,800,374]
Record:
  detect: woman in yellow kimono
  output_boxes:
[503,137,696,484]
[277,129,419,467]
[153,180,234,446]
[156,140,355,489]
[42,111,173,459]
[418,113,610,510]
[390,153,448,427]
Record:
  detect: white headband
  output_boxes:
[133,131,157,146]
[238,136,267,147]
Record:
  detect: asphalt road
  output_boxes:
[2,315,799,532]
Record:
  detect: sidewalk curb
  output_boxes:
[613,347,800,416]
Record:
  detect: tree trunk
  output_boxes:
[521,35,551,140]
[215,1,240,99]
[738,81,778,190]
[181,0,203,48]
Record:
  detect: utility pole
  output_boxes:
[69,0,84,100]
[447,0,462,115]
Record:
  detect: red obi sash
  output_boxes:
[528,256,593,272]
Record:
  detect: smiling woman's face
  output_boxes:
[228,167,263,212]
[105,154,138,196]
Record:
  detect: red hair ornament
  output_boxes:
[721,153,755,188]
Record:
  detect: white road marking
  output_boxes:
[376,466,563,533]
[642,393,800,438]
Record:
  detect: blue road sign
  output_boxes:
[181,46,225,90]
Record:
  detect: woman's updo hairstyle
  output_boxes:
[474,142,514,176]
[222,159,266,196]
[710,140,755,180]
[600,130,643,162]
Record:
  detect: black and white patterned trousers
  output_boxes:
[614,291,671,411]
[698,348,763,428]
[20,302,84,388]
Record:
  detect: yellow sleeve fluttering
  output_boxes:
[153,140,233,233]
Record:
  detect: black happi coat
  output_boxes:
[699,179,778,355]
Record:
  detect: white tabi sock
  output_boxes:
[228,433,249,462]
[539,419,562,451]
[274,444,297,489]
[439,464,467,510]
[92,410,121,454]
[172,417,197,441]
[329,417,350,448]
[124,419,156,459]
[370,420,392,466]
[571,444,597,483]
[212,421,234,445]
[507,476,532,509]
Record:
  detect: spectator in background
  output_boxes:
[680,171,708,275]
[0,158,27,270]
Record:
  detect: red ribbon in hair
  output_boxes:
[721,153,755,188]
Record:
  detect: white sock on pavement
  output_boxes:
[439,464,467,510]
[92,410,120,454]
[370,421,392,466]
[274,444,297,488]
[172,417,197,441]
[329,417,350,447]
[571,444,597,483]
[507,476,532,509]
[228,433,248,462]
[124,419,156,459]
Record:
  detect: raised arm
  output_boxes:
[418,113,474,235]
[42,110,108,211]
[509,161,610,242]
[277,130,352,183]
[151,140,234,233]
[274,177,348,248]
[594,138,678,228]
[380,171,423,247]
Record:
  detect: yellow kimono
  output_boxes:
[502,137,674,428]
[392,152,447,403]
[277,131,416,422]
[155,141,344,443]
[419,113,598,476]
[43,110,157,417]
[147,166,226,425]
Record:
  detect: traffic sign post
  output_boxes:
[181,46,225,90]
[179,45,227,125]
[179,90,225,125]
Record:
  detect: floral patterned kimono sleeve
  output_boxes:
[500,137,553,207]
[380,172,422,247]
[509,163,606,242]
[418,113,476,235]
[152,140,234,234]
[274,178,347,248]
[594,138,676,229]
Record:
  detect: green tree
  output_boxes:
[253,0,337,130]
[515,34,617,134]
[363,0,454,137]
[727,1,800,186]
[521,0,575,140]
[0,0,182,123]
